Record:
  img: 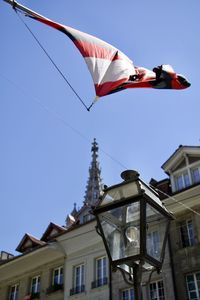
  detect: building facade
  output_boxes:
[161,145,200,300]
[1,144,200,300]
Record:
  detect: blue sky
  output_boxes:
[1,0,199,254]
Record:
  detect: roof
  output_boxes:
[149,177,171,199]
[41,222,67,242]
[162,145,200,173]
[16,233,46,253]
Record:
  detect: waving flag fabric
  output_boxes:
[27,13,190,98]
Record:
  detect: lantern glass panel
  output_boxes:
[99,201,140,262]
[146,203,168,262]
[100,182,139,206]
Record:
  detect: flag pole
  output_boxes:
[3,0,48,19]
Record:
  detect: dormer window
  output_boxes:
[191,167,200,184]
[173,164,200,192]
[174,171,190,191]
[162,146,200,193]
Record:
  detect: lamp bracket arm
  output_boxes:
[114,266,134,286]
[142,267,161,286]
[95,225,102,237]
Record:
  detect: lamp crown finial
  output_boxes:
[121,170,140,181]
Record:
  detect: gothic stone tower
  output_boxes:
[66,138,103,226]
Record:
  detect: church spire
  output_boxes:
[84,138,103,206]
[65,139,103,227]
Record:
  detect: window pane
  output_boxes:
[189,291,197,299]
[10,284,19,300]
[196,273,200,280]
[187,275,194,282]
[186,272,200,299]
[53,267,63,285]
[74,264,84,291]
[76,267,80,286]
[60,268,63,284]
[180,222,189,247]
[122,289,129,300]
[150,280,165,300]
[96,256,107,285]
[31,276,40,293]
[188,282,196,291]
[176,175,184,190]
[175,171,190,191]
[104,259,107,282]
[184,173,190,187]
[122,288,134,300]
[188,221,196,245]
[192,168,200,184]
[180,220,196,248]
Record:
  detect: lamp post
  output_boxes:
[92,170,173,300]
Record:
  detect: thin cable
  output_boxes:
[3,68,200,216]
[14,9,90,112]
[1,73,126,172]
[3,69,199,214]
[3,66,200,206]
[98,146,127,170]
[151,184,200,217]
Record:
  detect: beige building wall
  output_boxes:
[58,221,110,300]
[0,248,65,300]
[165,185,200,300]
[1,177,200,299]
[0,221,110,300]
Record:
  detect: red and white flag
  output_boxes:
[28,13,190,97]
[9,0,189,99]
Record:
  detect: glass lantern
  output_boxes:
[93,170,173,273]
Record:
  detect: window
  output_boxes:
[191,167,200,184]
[70,264,85,295]
[96,256,107,286]
[147,231,160,260]
[46,266,63,294]
[150,280,165,300]
[83,214,93,223]
[175,171,190,191]
[179,219,196,247]
[92,256,107,288]
[53,266,63,286]
[31,275,40,295]
[9,284,19,300]
[122,288,134,300]
[186,272,200,300]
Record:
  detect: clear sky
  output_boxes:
[1,0,199,255]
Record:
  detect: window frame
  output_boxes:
[95,256,107,287]
[179,219,196,248]
[174,170,190,191]
[52,266,63,286]
[31,275,41,295]
[122,287,134,300]
[9,283,19,300]
[73,263,85,293]
[149,280,165,300]
[186,271,200,300]
[171,161,200,193]
[191,166,200,184]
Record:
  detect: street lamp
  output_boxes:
[92,170,173,300]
